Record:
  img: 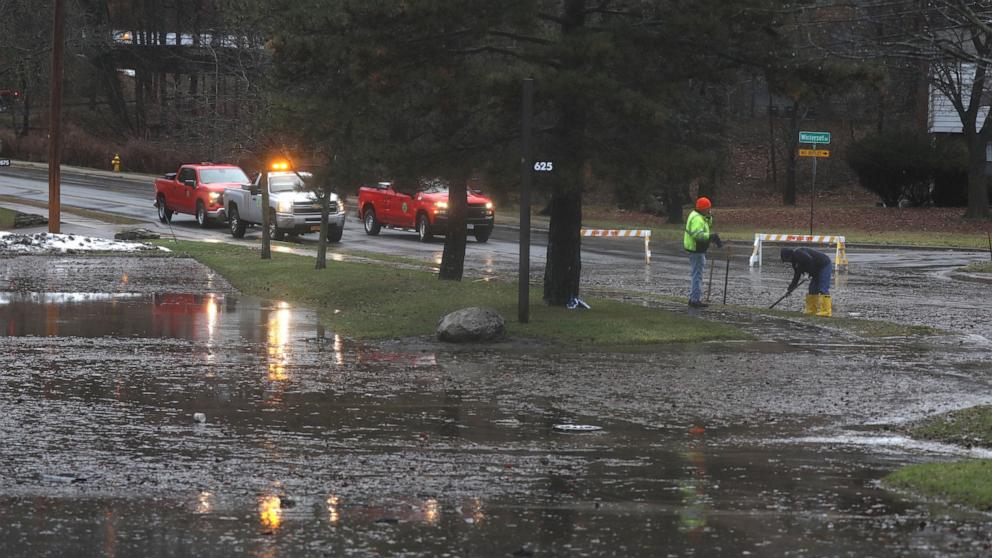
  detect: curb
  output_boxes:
[7,159,153,184]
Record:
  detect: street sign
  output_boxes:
[798,149,830,158]
[533,161,554,172]
[0,159,10,167]
[799,131,831,144]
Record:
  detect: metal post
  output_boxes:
[809,142,817,236]
[519,78,534,324]
[47,0,65,234]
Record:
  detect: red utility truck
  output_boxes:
[357,181,495,242]
[154,163,250,227]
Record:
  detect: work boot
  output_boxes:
[688,300,709,308]
[816,295,832,317]
[804,294,817,315]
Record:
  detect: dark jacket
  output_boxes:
[781,247,831,291]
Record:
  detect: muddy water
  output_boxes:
[2,283,992,556]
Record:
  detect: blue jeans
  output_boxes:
[808,264,832,295]
[689,253,706,303]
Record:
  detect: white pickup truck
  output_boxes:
[223,170,346,241]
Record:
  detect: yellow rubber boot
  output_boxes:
[816,294,832,317]
[804,294,817,315]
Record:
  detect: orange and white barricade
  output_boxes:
[581,228,652,263]
[748,233,848,270]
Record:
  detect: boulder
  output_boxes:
[114,228,160,240]
[436,307,506,342]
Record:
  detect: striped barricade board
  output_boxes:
[580,228,652,263]
[749,233,848,269]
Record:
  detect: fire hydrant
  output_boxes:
[111,153,121,172]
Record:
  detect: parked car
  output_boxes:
[223,170,346,241]
[357,181,495,242]
[154,163,250,227]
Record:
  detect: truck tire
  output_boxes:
[417,213,433,242]
[228,205,247,238]
[268,209,285,241]
[363,207,381,236]
[157,195,173,224]
[474,226,492,243]
[326,225,343,243]
[195,201,209,228]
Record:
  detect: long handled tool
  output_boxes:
[705,258,715,303]
[722,252,731,305]
[769,278,806,309]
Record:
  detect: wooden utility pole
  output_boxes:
[48,0,65,234]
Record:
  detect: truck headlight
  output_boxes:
[337,199,345,214]
[435,201,448,209]
[277,200,293,213]
[485,201,494,211]
[208,192,221,203]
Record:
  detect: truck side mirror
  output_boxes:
[184,179,196,188]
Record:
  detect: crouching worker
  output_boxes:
[780,247,832,317]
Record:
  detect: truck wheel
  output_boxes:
[268,210,285,241]
[229,205,247,238]
[157,196,173,224]
[195,201,209,228]
[417,213,433,242]
[326,225,343,243]
[363,208,381,236]
[474,226,492,243]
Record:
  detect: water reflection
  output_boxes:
[196,491,214,514]
[267,302,292,381]
[327,495,340,524]
[258,494,282,530]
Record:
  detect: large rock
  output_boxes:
[436,307,506,342]
[114,228,160,240]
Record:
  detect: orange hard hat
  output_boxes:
[695,197,712,211]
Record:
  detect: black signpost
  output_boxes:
[519,79,533,324]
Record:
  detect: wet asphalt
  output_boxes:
[1,254,991,556]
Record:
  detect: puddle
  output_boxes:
[1,288,991,555]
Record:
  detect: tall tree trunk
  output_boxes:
[965,134,991,219]
[439,177,468,281]
[543,188,583,305]
[783,100,799,206]
[543,0,586,306]
[665,185,683,224]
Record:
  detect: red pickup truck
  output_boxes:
[358,181,495,242]
[154,163,250,227]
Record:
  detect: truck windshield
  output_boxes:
[268,172,311,193]
[199,168,249,184]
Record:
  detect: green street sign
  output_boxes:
[799,131,831,144]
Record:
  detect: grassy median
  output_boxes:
[157,240,746,346]
[886,460,992,510]
[0,207,15,230]
[965,261,992,273]
[884,406,992,510]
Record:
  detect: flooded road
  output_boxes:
[2,256,992,555]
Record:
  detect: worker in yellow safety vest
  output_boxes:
[683,197,722,308]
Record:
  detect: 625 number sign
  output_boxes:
[533,161,554,172]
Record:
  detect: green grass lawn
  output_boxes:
[907,405,992,448]
[0,207,15,230]
[965,261,992,273]
[884,406,992,510]
[157,240,747,346]
[886,460,992,510]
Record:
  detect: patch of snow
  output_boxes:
[0,231,168,254]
